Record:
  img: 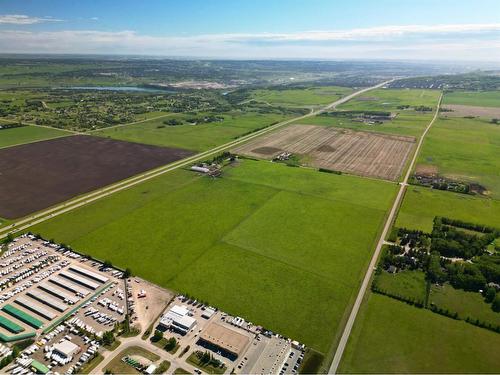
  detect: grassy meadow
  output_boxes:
[373,270,427,302]
[416,117,500,198]
[0,125,69,148]
[443,91,500,107]
[249,86,353,107]
[94,112,290,152]
[28,159,397,353]
[339,293,500,373]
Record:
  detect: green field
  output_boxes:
[250,86,353,107]
[28,160,397,353]
[430,284,500,327]
[416,117,500,198]
[292,88,440,137]
[373,270,427,302]
[94,112,289,152]
[395,186,500,232]
[339,293,500,373]
[443,91,500,107]
[0,125,68,148]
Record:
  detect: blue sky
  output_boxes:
[1,0,500,61]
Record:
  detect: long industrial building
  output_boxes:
[38,284,79,304]
[68,265,109,284]
[15,297,56,320]
[26,291,68,313]
[49,276,90,296]
[59,271,100,290]
[2,304,43,329]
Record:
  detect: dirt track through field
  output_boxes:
[0,135,194,219]
[233,124,415,180]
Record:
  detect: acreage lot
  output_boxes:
[29,160,397,354]
[0,135,193,219]
[233,124,414,180]
[339,294,500,373]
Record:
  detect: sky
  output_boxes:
[1,0,500,61]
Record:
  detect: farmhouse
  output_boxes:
[198,323,250,358]
[159,305,197,334]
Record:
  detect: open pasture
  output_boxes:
[0,124,68,149]
[233,124,415,180]
[443,90,500,108]
[28,159,397,353]
[0,135,193,219]
[339,293,500,373]
[415,117,500,198]
[95,112,289,152]
[249,86,353,107]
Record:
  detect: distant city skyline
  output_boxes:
[1,0,500,62]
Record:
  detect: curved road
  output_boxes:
[329,93,443,373]
[0,80,392,241]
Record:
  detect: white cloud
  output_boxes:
[0,23,499,61]
[0,14,62,25]
[90,17,99,21]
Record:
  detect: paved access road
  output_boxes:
[0,80,392,241]
[329,93,443,374]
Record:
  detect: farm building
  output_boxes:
[159,305,196,334]
[198,323,250,358]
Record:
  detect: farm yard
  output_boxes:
[0,135,193,219]
[338,294,500,373]
[27,159,398,354]
[233,124,415,181]
[94,112,291,152]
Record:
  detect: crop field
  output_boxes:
[395,186,500,232]
[339,294,500,373]
[0,125,68,149]
[95,112,290,152]
[233,124,415,180]
[443,90,500,107]
[28,159,397,353]
[415,117,500,198]
[0,135,193,219]
[249,86,353,107]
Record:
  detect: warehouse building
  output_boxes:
[198,323,250,359]
[52,340,80,359]
[158,305,196,334]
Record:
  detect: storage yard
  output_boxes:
[0,135,194,219]
[233,124,415,180]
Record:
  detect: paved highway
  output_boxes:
[0,80,391,241]
[329,93,443,373]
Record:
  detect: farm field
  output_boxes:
[292,88,441,137]
[27,159,397,353]
[0,125,68,148]
[339,293,500,373]
[0,135,193,219]
[443,90,500,107]
[395,186,500,232]
[249,86,353,107]
[233,124,415,181]
[415,117,500,198]
[429,284,500,327]
[441,104,500,118]
[94,112,290,152]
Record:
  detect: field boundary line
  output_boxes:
[329,92,443,373]
[0,80,392,240]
